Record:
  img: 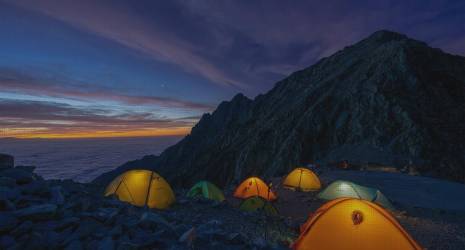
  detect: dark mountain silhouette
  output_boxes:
[95,30,465,187]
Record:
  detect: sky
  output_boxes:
[0,0,464,139]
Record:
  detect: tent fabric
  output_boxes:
[283,167,321,191]
[187,181,225,201]
[317,180,395,210]
[239,196,278,216]
[104,169,175,209]
[293,198,422,250]
[233,177,277,201]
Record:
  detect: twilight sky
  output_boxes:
[0,0,464,138]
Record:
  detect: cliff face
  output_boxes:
[95,30,465,186]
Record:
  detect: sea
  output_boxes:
[0,136,182,183]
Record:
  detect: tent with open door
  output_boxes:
[283,167,321,191]
[104,169,175,209]
[187,181,225,201]
[239,196,278,216]
[233,177,277,201]
[293,198,421,250]
[317,180,395,210]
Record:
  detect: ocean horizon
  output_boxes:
[0,136,182,183]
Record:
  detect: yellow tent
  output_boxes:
[283,167,321,191]
[233,177,277,201]
[104,169,175,209]
[293,198,421,250]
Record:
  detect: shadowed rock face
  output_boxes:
[95,30,465,187]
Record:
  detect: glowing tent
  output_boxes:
[233,177,277,201]
[283,167,321,191]
[104,169,175,210]
[239,196,278,216]
[293,198,421,250]
[187,181,225,201]
[317,180,395,210]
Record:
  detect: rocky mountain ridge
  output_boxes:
[95,30,465,187]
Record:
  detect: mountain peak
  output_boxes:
[367,30,409,43]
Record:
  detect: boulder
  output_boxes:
[1,168,35,184]
[14,204,57,221]
[65,240,83,250]
[0,154,14,170]
[0,176,16,187]
[138,212,176,234]
[20,180,50,196]
[0,235,16,249]
[97,237,115,250]
[50,186,65,205]
[0,186,20,200]
[0,213,17,233]
[179,227,196,247]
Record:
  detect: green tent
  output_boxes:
[317,180,395,210]
[187,181,225,201]
[239,196,278,216]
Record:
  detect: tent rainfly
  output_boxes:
[317,180,395,210]
[233,177,277,201]
[239,196,278,216]
[104,169,175,209]
[283,167,321,191]
[293,198,422,250]
[187,181,225,201]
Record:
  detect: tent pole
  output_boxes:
[144,171,155,208]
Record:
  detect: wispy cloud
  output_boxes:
[0,68,214,111]
[0,99,195,138]
[4,0,246,88]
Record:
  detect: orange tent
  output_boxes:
[283,167,321,191]
[293,198,421,250]
[233,177,277,201]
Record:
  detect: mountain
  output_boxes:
[94,30,465,187]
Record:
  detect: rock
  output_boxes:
[14,204,57,221]
[117,241,139,250]
[20,180,50,196]
[0,176,16,187]
[139,212,176,234]
[1,168,35,184]
[0,213,17,233]
[252,237,268,249]
[74,218,103,239]
[55,216,80,231]
[179,227,196,246]
[0,154,14,170]
[0,198,15,211]
[0,235,16,249]
[15,165,36,173]
[98,237,115,250]
[0,186,20,200]
[65,240,83,250]
[11,220,33,236]
[50,186,65,205]
[109,224,123,237]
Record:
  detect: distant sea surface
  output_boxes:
[0,136,182,183]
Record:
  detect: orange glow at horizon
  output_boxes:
[0,127,191,139]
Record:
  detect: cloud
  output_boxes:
[0,68,214,111]
[4,0,246,88]
[0,99,195,138]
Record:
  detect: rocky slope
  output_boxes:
[95,30,465,187]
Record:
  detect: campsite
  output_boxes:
[1,1,465,249]
[1,156,465,249]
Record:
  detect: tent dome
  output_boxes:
[187,181,225,201]
[233,177,277,201]
[293,198,421,250]
[283,167,321,191]
[104,169,175,209]
[239,196,278,216]
[317,180,395,210]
